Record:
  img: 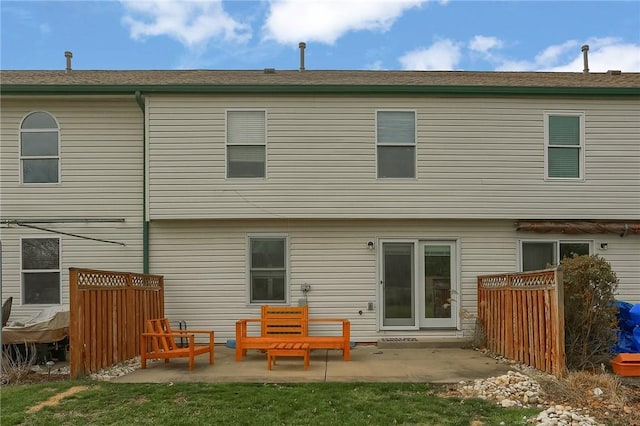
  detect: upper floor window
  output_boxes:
[21,237,61,304]
[545,112,584,180]
[20,111,60,184]
[249,236,287,303]
[226,110,266,178]
[376,110,416,178]
[520,240,591,271]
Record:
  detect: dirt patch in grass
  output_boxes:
[3,370,71,386]
[27,385,89,414]
[130,395,149,405]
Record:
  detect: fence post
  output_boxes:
[69,268,80,378]
[504,274,513,360]
[552,266,566,377]
[125,273,134,361]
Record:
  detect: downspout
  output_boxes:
[135,91,150,274]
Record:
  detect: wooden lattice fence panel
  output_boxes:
[477,268,565,377]
[69,268,163,378]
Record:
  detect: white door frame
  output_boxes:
[378,238,460,331]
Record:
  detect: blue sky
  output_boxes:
[1,0,639,72]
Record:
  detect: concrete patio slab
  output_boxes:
[111,344,511,384]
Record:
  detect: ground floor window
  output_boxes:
[249,235,287,303]
[520,240,591,271]
[21,237,61,304]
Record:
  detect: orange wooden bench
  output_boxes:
[140,318,214,371]
[235,305,350,362]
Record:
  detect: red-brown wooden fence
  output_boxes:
[69,268,164,378]
[477,267,566,377]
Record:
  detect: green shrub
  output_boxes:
[561,254,619,371]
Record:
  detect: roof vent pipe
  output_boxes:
[64,51,73,73]
[299,42,306,72]
[581,44,589,73]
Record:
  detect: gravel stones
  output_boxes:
[457,370,603,425]
[532,405,600,426]
[459,370,542,408]
[89,357,141,381]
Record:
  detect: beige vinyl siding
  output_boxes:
[588,235,640,304]
[149,219,517,342]
[1,97,142,216]
[0,97,144,321]
[151,218,639,342]
[148,95,640,220]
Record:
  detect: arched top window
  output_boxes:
[20,111,60,184]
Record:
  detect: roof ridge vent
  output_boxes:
[607,70,622,75]
[264,68,276,74]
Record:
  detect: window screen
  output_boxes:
[547,114,582,179]
[377,111,416,178]
[20,111,60,183]
[22,238,61,304]
[250,237,286,303]
[227,111,266,178]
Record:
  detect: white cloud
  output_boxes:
[493,59,530,72]
[468,35,503,54]
[544,38,640,72]
[263,0,426,45]
[534,40,579,67]
[398,39,462,70]
[495,38,640,72]
[120,0,251,48]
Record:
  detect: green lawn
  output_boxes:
[1,381,540,425]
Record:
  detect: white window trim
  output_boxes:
[225,109,268,179]
[375,109,417,180]
[518,239,593,272]
[20,236,62,305]
[19,111,61,185]
[543,111,585,182]
[246,233,289,305]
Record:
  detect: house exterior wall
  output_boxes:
[149,219,639,342]
[2,91,638,332]
[0,97,144,321]
[147,95,640,220]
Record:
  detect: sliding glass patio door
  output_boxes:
[380,240,458,330]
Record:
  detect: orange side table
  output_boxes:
[267,342,310,370]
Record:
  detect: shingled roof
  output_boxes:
[2,70,639,95]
